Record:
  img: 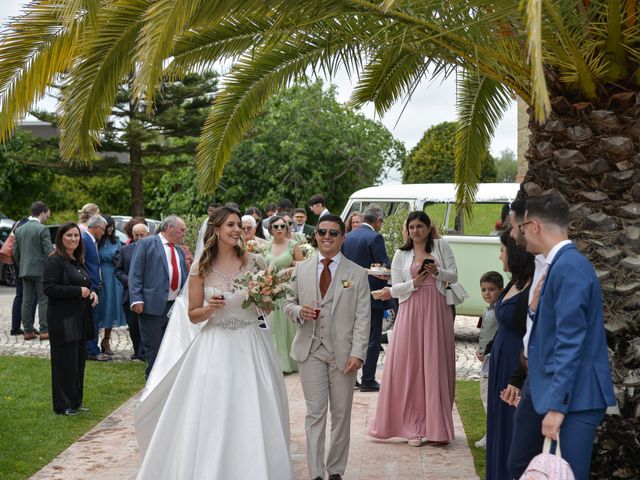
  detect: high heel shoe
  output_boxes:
[100,338,114,356]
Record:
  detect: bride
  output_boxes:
[135,206,294,479]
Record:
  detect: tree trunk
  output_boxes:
[130,145,144,217]
[522,92,640,478]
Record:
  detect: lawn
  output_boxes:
[456,379,487,480]
[0,356,145,480]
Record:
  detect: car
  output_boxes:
[0,211,15,230]
[112,215,162,241]
[0,225,16,287]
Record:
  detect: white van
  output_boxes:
[340,183,521,316]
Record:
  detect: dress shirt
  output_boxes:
[160,233,182,301]
[523,240,572,357]
[27,216,42,223]
[317,252,341,282]
[319,209,330,219]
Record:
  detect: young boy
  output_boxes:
[474,271,504,448]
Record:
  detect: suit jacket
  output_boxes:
[342,224,390,310]
[129,235,187,316]
[528,243,616,415]
[282,255,371,371]
[43,255,95,345]
[115,242,136,304]
[81,231,101,291]
[13,219,52,277]
[300,223,315,243]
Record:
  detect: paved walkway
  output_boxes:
[0,286,481,479]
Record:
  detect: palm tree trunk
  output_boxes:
[522,91,640,478]
[129,145,144,217]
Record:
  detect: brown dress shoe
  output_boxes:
[23,332,38,340]
[39,332,49,341]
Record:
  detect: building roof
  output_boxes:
[348,183,520,204]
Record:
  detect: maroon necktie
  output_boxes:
[169,243,179,291]
[319,258,332,298]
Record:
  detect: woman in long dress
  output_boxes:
[368,211,457,446]
[96,215,125,355]
[486,230,533,480]
[135,207,293,480]
[264,215,303,373]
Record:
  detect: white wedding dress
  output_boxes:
[135,254,293,480]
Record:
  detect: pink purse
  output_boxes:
[520,437,575,480]
[0,233,15,264]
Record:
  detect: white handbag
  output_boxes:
[445,282,469,306]
[520,437,575,480]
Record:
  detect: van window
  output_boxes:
[451,202,509,236]
[360,201,411,217]
[422,203,449,234]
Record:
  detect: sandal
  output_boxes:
[408,436,422,447]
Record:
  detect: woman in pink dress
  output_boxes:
[368,211,458,447]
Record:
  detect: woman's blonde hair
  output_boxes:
[198,206,245,276]
[78,203,100,223]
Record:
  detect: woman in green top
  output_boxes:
[264,216,304,373]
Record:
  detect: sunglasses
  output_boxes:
[316,228,340,238]
[272,224,288,230]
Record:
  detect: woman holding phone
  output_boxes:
[368,211,458,447]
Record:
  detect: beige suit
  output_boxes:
[283,254,370,479]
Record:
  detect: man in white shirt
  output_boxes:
[309,194,330,220]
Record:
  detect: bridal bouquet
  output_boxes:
[299,242,316,259]
[245,239,264,254]
[234,261,294,310]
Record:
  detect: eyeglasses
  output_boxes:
[518,221,533,234]
[242,226,253,232]
[316,228,340,238]
[287,221,293,225]
[272,224,288,230]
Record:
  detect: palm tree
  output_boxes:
[1,1,639,474]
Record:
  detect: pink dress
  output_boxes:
[368,259,456,442]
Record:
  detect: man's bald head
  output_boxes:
[132,223,149,242]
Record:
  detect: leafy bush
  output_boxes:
[380,208,408,259]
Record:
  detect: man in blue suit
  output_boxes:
[342,205,389,391]
[129,215,187,377]
[508,193,615,480]
[82,215,110,361]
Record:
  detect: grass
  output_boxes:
[0,356,145,480]
[456,379,487,480]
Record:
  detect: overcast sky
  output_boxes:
[1,1,517,159]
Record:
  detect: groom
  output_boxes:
[283,214,370,480]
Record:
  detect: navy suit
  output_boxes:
[342,224,389,386]
[129,234,187,377]
[509,243,615,480]
[115,242,142,358]
[81,231,101,356]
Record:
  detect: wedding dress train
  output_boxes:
[135,255,294,479]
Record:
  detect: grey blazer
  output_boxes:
[13,219,53,278]
[282,255,371,371]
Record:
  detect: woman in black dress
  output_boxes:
[43,222,98,415]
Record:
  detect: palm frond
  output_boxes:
[454,71,512,219]
[604,0,628,80]
[57,0,147,163]
[0,1,82,141]
[526,0,551,123]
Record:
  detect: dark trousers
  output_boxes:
[85,287,102,357]
[361,307,384,385]
[21,276,48,333]
[139,302,173,378]
[123,303,142,357]
[12,276,36,331]
[508,382,606,480]
[51,340,86,413]
[507,381,544,479]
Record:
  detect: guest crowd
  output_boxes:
[3,189,615,479]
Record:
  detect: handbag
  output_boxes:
[520,437,575,480]
[0,233,15,265]
[444,281,469,306]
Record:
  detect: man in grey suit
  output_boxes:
[283,214,371,480]
[129,215,187,377]
[13,201,52,340]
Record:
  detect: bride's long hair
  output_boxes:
[198,206,246,276]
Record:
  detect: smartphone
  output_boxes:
[418,258,435,273]
[213,294,225,300]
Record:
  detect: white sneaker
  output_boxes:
[474,435,487,448]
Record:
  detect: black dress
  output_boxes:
[43,255,94,413]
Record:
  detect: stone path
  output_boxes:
[0,286,482,479]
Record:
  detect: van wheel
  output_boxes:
[2,264,16,287]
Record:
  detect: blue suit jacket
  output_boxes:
[81,231,101,291]
[528,243,616,415]
[342,224,390,310]
[128,235,187,316]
